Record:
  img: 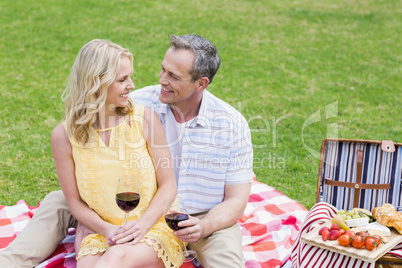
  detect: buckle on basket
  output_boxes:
[355,184,359,189]
[381,140,395,152]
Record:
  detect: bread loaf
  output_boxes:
[372,203,402,235]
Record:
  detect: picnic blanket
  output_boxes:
[291,202,402,268]
[0,177,308,268]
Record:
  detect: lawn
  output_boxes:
[0,0,400,210]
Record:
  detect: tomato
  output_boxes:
[357,231,368,237]
[340,229,346,235]
[372,234,382,245]
[345,230,356,238]
[364,238,377,251]
[351,235,364,249]
[321,229,330,241]
[338,234,351,246]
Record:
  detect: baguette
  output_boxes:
[372,203,402,235]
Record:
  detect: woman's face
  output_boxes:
[105,56,135,110]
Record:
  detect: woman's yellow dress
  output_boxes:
[65,105,183,267]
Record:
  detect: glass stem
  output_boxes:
[125,212,129,225]
[182,241,189,256]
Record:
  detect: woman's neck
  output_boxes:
[94,107,124,130]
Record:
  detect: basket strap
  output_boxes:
[324,179,391,190]
[325,150,391,207]
[354,150,363,207]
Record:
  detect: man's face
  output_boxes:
[158,47,200,109]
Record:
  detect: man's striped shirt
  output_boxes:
[129,85,253,214]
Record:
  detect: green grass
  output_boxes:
[0,0,401,210]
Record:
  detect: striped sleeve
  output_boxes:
[225,112,253,185]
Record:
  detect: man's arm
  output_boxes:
[175,102,253,242]
[175,182,251,243]
[199,182,251,237]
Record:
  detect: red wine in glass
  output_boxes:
[116,177,140,225]
[116,192,140,212]
[165,212,189,231]
[164,196,197,262]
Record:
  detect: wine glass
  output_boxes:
[116,177,141,225]
[164,196,197,262]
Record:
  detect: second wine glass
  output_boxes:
[115,177,141,225]
[164,196,197,262]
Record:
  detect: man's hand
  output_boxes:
[173,215,202,243]
[74,222,95,253]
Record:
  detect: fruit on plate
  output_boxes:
[330,223,340,231]
[318,226,329,235]
[320,223,341,241]
[350,228,387,242]
[338,229,386,250]
[321,229,330,241]
[351,235,364,249]
[338,208,374,222]
[364,237,378,251]
[331,215,350,230]
[345,230,356,238]
[338,234,351,246]
[329,229,341,240]
[338,208,371,227]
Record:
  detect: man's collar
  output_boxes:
[191,90,208,127]
[160,89,209,128]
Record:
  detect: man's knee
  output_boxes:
[36,190,77,228]
[191,225,244,268]
[41,190,67,207]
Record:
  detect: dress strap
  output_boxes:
[130,105,145,133]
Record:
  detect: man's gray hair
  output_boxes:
[169,34,221,84]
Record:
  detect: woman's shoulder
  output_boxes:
[52,123,65,137]
[129,104,155,121]
[51,123,69,144]
[142,106,160,124]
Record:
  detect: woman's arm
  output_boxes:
[51,123,117,244]
[114,108,177,244]
[140,107,177,226]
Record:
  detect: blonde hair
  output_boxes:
[62,39,134,144]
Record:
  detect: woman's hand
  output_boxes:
[103,224,123,246]
[112,220,144,245]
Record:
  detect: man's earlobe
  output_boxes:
[198,77,210,91]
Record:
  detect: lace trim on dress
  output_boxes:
[76,234,109,260]
[143,218,185,268]
[144,235,184,268]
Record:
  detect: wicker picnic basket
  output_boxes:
[316,138,402,266]
[375,254,402,268]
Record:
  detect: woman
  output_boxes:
[51,39,183,268]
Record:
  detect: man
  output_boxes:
[0,34,253,268]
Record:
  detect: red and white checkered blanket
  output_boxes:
[0,178,308,268]
[291,202,402,268]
